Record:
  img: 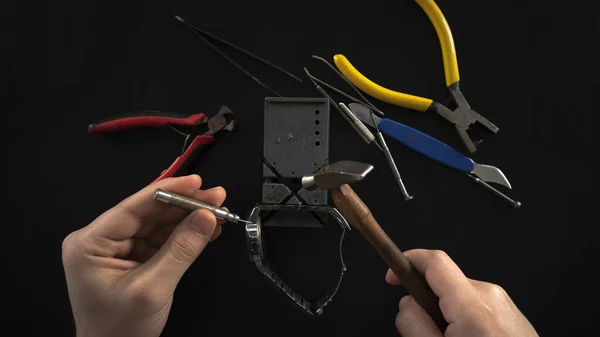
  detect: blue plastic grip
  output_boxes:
[378,119,475,172]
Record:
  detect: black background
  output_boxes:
[4,0,600,336]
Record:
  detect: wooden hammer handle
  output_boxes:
[331,184,447,330]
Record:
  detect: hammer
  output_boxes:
[302,161,447,330]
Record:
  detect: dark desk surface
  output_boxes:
[5,0,598,336]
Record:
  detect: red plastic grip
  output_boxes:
[88,113,206,134]
[150,135,215,183]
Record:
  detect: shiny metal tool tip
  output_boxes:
[153,189,252,224]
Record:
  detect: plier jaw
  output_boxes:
[332,0,502,155]
[444,83,500,153]
[204,106,235,136]
[159,106,235,183]
[88,106,235,183]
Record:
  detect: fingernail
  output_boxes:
[207,186,224,192]
[189,211,216,236]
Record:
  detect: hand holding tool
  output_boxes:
[350,103,521,208]
[153,189,251,224]
[302,161,447,330]
[89,106,234,183]
[333,0,499,154]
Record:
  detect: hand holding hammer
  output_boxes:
[302,161,447,330]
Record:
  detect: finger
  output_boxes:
[193,186,227,207]
[135,187,226,240]
[188,188,225,243]
[395,296,444,337]
[91,175,203,240]
[210,206,228,241]
[128,238,159,263]
[152,187,226,229]
[145,187,227,246]
[141,209,217,289]
[210,225,222,242]
[218,207,229,226]
[386,268,401,285]
[143,220,224,248]
[401,249,479,321]
[148,222,222,248]
[88,256,141,270]
[217,207,229,226]
[113,239,135,258]
[81,234,135,258]
[148,223,178,248]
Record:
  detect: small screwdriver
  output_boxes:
[153,189,252,224]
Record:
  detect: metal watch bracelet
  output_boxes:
[245,204,351,316]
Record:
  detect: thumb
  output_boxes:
[395,296,444,337]
[142,209,217,289]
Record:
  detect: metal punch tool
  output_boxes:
[153,189,252,224]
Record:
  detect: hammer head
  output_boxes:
[302,161,374,190]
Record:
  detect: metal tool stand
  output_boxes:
[262,97,330,227]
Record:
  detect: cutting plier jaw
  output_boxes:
[204,106,235,136]
[429,101,499,154]
[445,84,499,153]
[333,0,501,155]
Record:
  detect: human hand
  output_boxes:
[62,175,226,337]
[386,249,538,337]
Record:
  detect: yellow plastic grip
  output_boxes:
[333,55,433,112]
[415,0,460,87]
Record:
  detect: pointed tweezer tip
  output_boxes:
[174,15,184,23]
[303,67,314,79]
[303,68,318,84]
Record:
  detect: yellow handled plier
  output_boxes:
[334,0,499,154]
